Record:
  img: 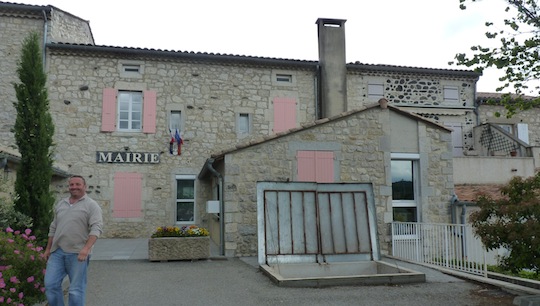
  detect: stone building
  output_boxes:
[6,2,531,257]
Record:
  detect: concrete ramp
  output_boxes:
[257,182,425,287]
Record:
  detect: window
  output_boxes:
[101,88,157,133]
[273,97,296,133]
[176,175,196,223]
[118,91,143,131]
[237,113,251,135]
[297,150,334,183]
[276,74,292,83]
[170,111,182,132]
[443,86,459,103]
[368,83,384,100]
[123,64,140,73]
[391,154,419,222]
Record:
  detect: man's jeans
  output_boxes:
[45,248,89,306]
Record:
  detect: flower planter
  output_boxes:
[148,236,210,262]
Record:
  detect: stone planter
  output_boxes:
[148,236,210,262]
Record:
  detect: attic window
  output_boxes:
[276,74,292,83]
[123,65,141,73]
[443,86,459,103]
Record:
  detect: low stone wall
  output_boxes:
[148,237,210,261]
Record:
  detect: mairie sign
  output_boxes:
[96,151,160,164]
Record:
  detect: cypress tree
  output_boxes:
[12,32,55,238]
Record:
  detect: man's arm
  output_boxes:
[77,235,98,261]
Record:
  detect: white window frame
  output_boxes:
[175,175,196,224]
[443,86,459,103]
[275,74,293,83]
[368,83,384,101]
[391,153,420,223]
[169,111,182,132]
[237,113,251,136]
[117,91,143,132]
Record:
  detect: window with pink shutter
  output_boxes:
[297,150,334,183]
[143,90,157,133]
[101,88,117,132]
[112,172,143,218]
[273,97,296,133]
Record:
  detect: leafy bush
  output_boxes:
[151,225,209,238]
[0,227,47,305]
[471,172,540,273]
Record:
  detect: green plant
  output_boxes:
[0,227,47,305]
[151,225,209,238]
[470,172,540,273]
[0,178,33,233]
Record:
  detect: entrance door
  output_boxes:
[257,182,379,265]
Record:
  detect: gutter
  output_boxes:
[199,158,225,256]
[42,10,48,69]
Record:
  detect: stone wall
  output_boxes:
[220,107,454,256]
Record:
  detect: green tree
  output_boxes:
[470,172,540,273]
[12,32,55,239]
[453,0,540,117]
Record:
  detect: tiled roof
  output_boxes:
[476,91,538,103]
[454,184,505,202]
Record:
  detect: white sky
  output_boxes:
[20,0,512,92]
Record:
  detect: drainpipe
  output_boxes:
[314,65,320,119]
[41,10,48,69]
[204,158,225,256]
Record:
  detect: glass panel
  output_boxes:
[177,180,194,199]
[132,112,141,120]
[119,121,128,129]
[170,111,181,131]
[393,207,417,222]
[119,112,128,120]
[177,202,194,222]
[391,160,414,200]
[238,114,249,133]
[131,121,141,129]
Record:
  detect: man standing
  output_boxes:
[44,175,103,306]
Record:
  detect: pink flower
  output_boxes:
[34,282,40,288]
[13,250,20,255]
[40,287,45,293]
[30,255,35,261]
[18,292,23,299]
[0,281,5,288]
[7,239,14,243]
[0,266,6,271]
[10,287,15,293]
[27,243,34,248]
[42,269,46,275]
[7,298,11,303]
[14,230,20,235]
[25,229,32,236]
[9,276,18,283]
[27,276,34,283]
[6,227,13,233]
[0,296,3,302]
[36,246,43,252]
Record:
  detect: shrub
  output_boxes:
[471,172,540,273]
[0,227,47,305]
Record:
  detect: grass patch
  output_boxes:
[487,265,540,281]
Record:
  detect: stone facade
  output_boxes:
[1,3,478,257]
[205,105,454,256]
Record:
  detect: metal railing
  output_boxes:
[391,222,491,276]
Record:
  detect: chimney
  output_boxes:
[316,18,347,118]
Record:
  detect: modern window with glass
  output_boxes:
[118,91,142,131]
[176,176,195,223]
[391,158,418,222]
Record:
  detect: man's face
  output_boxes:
[69,177,86,198]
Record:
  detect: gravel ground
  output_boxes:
[83,258,518,306]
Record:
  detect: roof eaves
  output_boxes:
[47,43,319,69]
[347,62,481,79]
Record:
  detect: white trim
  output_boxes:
[391,153,420,160]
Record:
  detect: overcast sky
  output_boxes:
[20,0,512,92]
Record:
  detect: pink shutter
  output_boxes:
[112,172,142,218]
[273,97,296,133]
[143,90,157,134]
[297,151,316,182]
[101,88,117,132]
[315,151,334,183]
